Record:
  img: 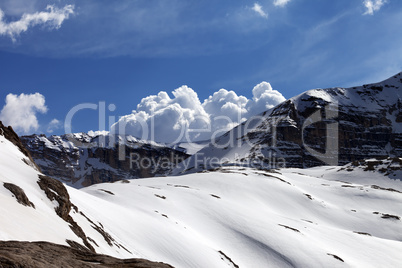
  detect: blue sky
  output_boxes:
[0,0,401,138]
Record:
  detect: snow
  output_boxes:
[0,135,80,245]
[2,72,402,266]
[173,140,209,155]
[2,132,402,266]
[68,166,402,267]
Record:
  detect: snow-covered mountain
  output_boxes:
[21,133,188,188]
[2,73,402,267]
[0,121,173,266]
[22,73,402,187]
[175,72,402,174]
[2,120,402,267]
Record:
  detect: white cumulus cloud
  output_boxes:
[0,4,74,42]
[273,0,292,7]
[112,86,210,144]
[251,3,268,18]
[246,81,286,116]
[0,93,48,134]
[363,0,387,15]
[112,83,286,144]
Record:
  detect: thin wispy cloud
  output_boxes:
[251,3,268,18]
[0,4,74,42]
[273,0,292,7]
[363,0,387,15]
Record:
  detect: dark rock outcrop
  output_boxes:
[37,174,95,252]
[2,183,35,208]
[339,156,402,179]
[0,240,174,268]
[37,175,72,221]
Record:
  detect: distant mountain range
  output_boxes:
[19,72,402,187]
[20,133,188,188]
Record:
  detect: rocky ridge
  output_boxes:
[21,133,188,188]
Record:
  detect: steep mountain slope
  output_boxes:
[174,72,402,173]
[0,122,172,266]
[21,133,188,188]
[2,122,402,267]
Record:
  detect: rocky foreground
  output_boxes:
[0,241,173,268]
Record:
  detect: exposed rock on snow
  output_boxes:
[1,74,402,267]
[3,182,35,208]
[340,156,402,179]
[0,122,144,260]
[0,241,173,268]
[1,125,402,266]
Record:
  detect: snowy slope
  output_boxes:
[0,131,137,258]
[0,134,78,244]
[2,126,402,267]
[73,165,402,267]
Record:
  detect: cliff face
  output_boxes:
[263,78,402,167]
[21,133,188,188]
[175,72,402,173]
